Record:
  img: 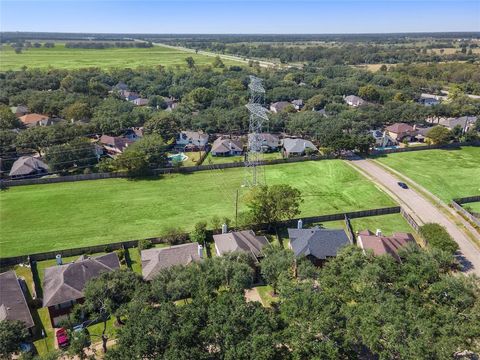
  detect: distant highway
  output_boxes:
[134,39,281,69]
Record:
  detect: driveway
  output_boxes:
[349,157,480,276]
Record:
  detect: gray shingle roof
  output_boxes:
[9,156,48,177]
[0,271,35,329]
[288,227,350,259]
[141,243,202,281]
[282,138,317,154]
[211,137,243,154]
[42,253,120,307]
[213,230,268,257]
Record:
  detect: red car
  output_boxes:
[56,328,69,349]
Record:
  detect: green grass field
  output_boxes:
[375,147,480,203]
[0,44,241,70]
[0,160,396,257]
[463,202,480,217]
[204,152,283,165]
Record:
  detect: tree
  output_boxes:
[426,126,451,145]
[91,98,136,134]
[212,56,225,68]
[185,56,196,69]
[0,105,21,130]
[185,87,215,108]
[67,330,91,360]
[62,102,91,122]
[143,112,180,142]
[115,134,168,176]
[419,223,459,255]
[245,184,303,227]
[358,85,380,102]
[0,320,29,359]
[260,246,294,294]
[83,270,142,353]
[190,221,207,244]
[44,137,97,173]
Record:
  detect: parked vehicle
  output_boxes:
[397,182,409,189]
[56,328,69,349]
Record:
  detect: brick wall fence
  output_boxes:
[451,195,480,228]
[369,141,479,156]
[0,206,401,267]
[1,154,333,188]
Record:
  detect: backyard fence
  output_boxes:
[0,206,402,266]
[400,207,421,232]
[344,215,356,244]
[369,141,480,156]
[451,196,480,228]
[1,154,334,188]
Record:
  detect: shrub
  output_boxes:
[419,223,459,255]
[163,228,187,245]
[116,248,126,264]
[138,239,152,254]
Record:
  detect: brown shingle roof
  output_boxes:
[358,231,415,261]
[42,253,120,307]
[141,243,202,281]
[0,271,35,329]
[385,123,415,134]
[19,113,49,125]
[213,230,268,257]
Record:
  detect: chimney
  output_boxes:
[55,254,62,265]
[222,223,228,234]
[198,244,203,259]
[297,219,303,229]
[375,229,382,237]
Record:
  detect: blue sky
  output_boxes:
[1,1,479,34]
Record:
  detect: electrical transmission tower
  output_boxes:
[244,75,268,187]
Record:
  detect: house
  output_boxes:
[282,138,317,157]
[9,156,49,178]
[427,116,477,132]
[42,253,120,326]
[124,127,144,141]
[369,130,395,147]
[131,98,149,106]
[10,105,29,117]
[343,95,366,107]
[385,123,417,142]
[164,97,178,111]
[415,126,436,143]
[418,93,445,106]
[141,243,203,281]
[176,130,209,150]
[112,82,129,91]
[291,99,304,111]
[211,137,243,156]
[357,229,415,261]
[315,108,328,117]
[248,133,280,152]
[19,113,50,127]
[288,226,350,266]
[118,90,140,101]
[99,135,133,155]
[213,230,268,258]
[0,271,35,333]
[269,101,291,113]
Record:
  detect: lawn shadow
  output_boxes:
[30,261,43,299]
[456,252,474,272]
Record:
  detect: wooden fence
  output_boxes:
[369,141,479,156]
[1,155,332,188]
[0,206,401,266]
[451,196,480,228]
[400,207,421,232]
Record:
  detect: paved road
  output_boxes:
[349,158,480,276]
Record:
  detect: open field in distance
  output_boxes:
[374,147,480,203]
[0,44,242,70]
[0,160,396,257]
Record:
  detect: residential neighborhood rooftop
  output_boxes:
[288,227,350,260]
[213,230,268,258]
[0,271,35,329]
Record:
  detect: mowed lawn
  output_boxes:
[0,44,241,70]
[0,160,395,257]
[375,147,480,203]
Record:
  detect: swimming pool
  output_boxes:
[168,153,188,162]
